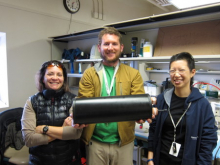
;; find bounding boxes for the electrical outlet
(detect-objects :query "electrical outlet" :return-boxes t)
[215,110,220,117]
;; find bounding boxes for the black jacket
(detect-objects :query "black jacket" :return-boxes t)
[29,89,80,165]
[148,87,217,165]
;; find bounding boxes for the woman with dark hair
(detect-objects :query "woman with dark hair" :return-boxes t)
[147,52,217,165]
[21,60,86,165]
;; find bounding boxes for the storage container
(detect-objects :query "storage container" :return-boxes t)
[143,42,153,57]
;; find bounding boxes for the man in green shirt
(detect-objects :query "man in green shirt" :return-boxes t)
[78,27,157,165]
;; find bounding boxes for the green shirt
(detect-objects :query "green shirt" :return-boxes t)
[92,65,119,143]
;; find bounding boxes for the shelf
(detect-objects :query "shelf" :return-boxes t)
[105,5,220,32]
[146,70,169,73]
[49,27,104,42]
[141,55,220,62]
[74,58,140,63]
[49,4,220,42]
[146,61,220,64]
[67,70,220,78]
[65,56,220,78]
[67,73,83,78]
[75,59,102,63]
[196,71,220,74]
[146,70,220,74]
[61,55,220,63]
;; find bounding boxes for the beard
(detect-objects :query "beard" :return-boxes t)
[101,52,121,64]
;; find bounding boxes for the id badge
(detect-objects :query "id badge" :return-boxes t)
[169,142,181,157]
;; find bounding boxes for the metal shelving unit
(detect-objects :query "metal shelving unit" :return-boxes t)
[66,55,220,78]
[50,4,220,86]
[72,55,220,63]
[146,70,220,74]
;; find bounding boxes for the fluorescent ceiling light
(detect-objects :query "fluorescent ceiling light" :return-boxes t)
[168,0,220,9]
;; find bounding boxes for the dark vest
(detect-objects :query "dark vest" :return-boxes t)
[29,89,80,165]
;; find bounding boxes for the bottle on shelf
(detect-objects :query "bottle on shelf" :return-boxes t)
[79,63,82,74]
[131,37,138,57]
[143,42,153,57]
[139,39,145,57]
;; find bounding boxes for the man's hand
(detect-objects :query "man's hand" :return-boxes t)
[136,97,158,124]
[73,123,88,129]
[147,97,158,123]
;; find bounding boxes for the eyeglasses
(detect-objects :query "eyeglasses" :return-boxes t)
[169,69,186,75]
[42,61,64,69]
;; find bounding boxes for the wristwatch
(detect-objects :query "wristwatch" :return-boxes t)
[43,125,49,134]
[147,158,153,163]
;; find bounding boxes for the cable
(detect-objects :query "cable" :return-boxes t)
[97,0,99,19]
[67,14,73,34]
[100,0,103,20]
[92,0,95,17]
[193,82,220,91]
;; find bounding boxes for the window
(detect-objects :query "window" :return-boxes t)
[168,0,220,9]
[0,32,9,108]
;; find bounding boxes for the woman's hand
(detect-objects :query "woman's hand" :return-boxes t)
[35,125,44,134]
[66,113,88,129]
[48,136,56,142]
[63,116,73,126]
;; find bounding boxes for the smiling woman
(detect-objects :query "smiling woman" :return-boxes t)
[0,32,9,108]
[21,60,85,165]
[42,62,65,91]
[147,52,217,165]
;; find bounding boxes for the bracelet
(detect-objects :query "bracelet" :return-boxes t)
[147,158,153,163]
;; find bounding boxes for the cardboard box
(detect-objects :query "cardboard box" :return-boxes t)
[154,19,220,57]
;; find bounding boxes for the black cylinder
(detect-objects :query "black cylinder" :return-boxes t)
[72,94,152,124]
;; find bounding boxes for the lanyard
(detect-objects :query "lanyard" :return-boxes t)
[103,63,119,96]
[168,102,191,142]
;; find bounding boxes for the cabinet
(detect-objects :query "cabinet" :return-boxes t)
[49,4,220,90]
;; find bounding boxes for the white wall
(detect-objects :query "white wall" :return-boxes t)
[0,0,167,111]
